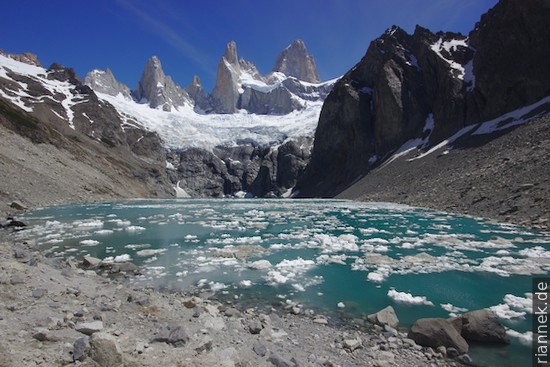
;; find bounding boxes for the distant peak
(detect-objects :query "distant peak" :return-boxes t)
[223,41,238,65]
[288,39,306,50]
[0,50,42,67]
[191,75,202,86]
[273,39,320,83]
[148,56,162,68]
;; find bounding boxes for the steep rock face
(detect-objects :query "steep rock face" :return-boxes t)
[185,75,211,112]
[238,86,301,115]
[273,39,320,83]
[467,0,550,122]
[167,137,312,198]
[295,26,471,196]
[211,42,242,114]
[210,40,331,115]
[0,50,42,66]
[0,56,174,198]
[84,69,132,99]
[296,0,550,197]
[134,56,190,111]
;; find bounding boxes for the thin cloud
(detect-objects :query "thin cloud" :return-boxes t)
[116,0,216,79]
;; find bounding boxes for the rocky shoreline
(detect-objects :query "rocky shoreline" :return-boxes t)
[0,222,473,367]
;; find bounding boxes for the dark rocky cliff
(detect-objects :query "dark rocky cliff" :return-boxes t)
[0,55,174,202]
[295,0,550,198]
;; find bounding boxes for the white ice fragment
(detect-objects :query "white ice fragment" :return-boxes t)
[136,249,166,257]
[387,289,434,306]
[125,225,146,233]
[488,304,526,319]
[249,259,272,270]
[114,254,132,262]
[79,239,99,246]
[506,329,532,346]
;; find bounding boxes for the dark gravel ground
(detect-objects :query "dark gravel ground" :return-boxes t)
[338,116,550,231]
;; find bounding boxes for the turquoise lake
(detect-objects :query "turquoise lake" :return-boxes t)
[16,199,550,367]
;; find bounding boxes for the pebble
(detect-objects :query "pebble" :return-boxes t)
[75,320,104,335]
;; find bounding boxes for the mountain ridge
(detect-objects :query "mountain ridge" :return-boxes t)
[295,0,550,199]
[84,39,329,115]
[0,39,335,199]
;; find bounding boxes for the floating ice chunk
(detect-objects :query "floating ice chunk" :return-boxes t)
[184,234,198,240]
[314,233,359,253]
[125,225,146,233]
[114,254,132,262]
[440,303,468,317]
[316,254,348,265]
[367,272,386,283]
[266,270,291,284]
[337,302,345,308]
[506,329,532,346]
[503,293,532,313]
[79,239,99,246]
[362,238,390,244]
[136,249,166,257]
[115,220,132,227]
[74,219,104,229]
[387,289,434,306]
[125,243,151,249]
[276,258,315,269]
[248,259,272,270]
[95,229,114,235]
[209,281,227,292]
[488,304,526,319]
[292,283,306,292]
[519,246,550,258]
[240,280,253,287]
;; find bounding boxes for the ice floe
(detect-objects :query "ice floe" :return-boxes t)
[388,289,434,306]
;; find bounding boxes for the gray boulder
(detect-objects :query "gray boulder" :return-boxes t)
[461,309,509,344]
[73,337,91,361]
[151,324,190,347]
[10,201,27,210]
[82,255,102,268]
[89,332,123,366]
[408,318,469,355]
[367,305,399,328]
[268,353,297,367]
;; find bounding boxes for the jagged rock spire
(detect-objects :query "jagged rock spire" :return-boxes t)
[212,41,241,114]
[84,68,132,99]
[273,39,320,83]
[134,56,189,111]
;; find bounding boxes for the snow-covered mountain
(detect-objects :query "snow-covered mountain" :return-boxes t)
[83,39,335,150]
[0,51,173,201]
[296,0,550,199]
[1,39,337,198]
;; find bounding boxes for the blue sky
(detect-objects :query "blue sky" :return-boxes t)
[1,0,498,92]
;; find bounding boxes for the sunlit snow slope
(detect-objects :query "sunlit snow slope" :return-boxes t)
[98,92,326,150]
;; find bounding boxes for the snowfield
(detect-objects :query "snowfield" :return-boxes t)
[98,92,324,150]
[0,53,334,150]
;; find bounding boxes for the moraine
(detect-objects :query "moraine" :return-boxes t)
[16,199,550,367]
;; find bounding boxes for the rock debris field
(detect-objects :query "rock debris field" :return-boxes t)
[0,228,467,367]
